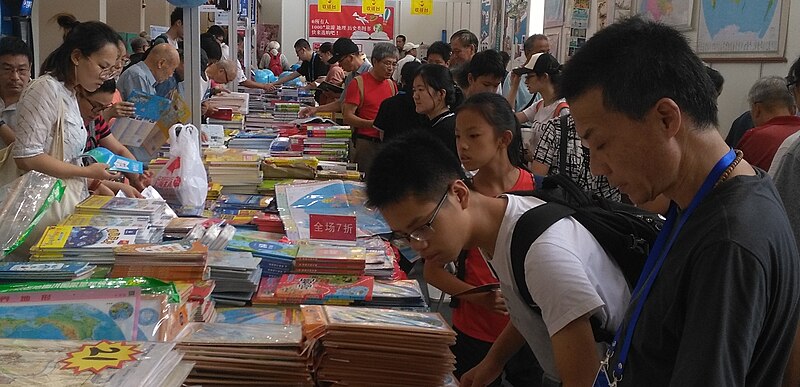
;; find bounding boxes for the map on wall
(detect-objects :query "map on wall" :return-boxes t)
[638,0,694,30]
[697,0,788,59]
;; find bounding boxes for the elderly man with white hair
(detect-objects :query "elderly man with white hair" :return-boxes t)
[259,40,291,74]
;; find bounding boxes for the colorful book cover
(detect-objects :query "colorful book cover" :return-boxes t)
[0,262,94,277]
[294,245,366,262]
[60,214,151,228]
[215,307,301,325]
[0,339,175,386]
[75,196,165,214]
[127,89,171,121]
[252,276,281,304]
[0,287,141,341]
[82,147,144,174]
[207,251,261,271]
[305,304,454,335]
[275,274,373,302]
[227,232,297,260]
[114,241,207,256]
[220,194,273,208]
[34,226,139,250]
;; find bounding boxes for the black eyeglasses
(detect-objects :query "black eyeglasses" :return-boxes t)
[394,190,448,243]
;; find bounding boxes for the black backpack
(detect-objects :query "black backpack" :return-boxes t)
[507,115,664,343]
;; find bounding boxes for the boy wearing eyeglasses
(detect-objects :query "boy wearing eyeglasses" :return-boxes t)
[365,131,630,387]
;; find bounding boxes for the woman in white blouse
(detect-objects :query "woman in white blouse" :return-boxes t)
[13,18,122,197]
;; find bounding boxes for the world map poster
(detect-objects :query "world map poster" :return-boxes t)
[697,0,789,59]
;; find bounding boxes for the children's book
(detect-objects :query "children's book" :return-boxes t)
[33,226,140,251]
[75,196,166,217]
[60,214,152,228]
[275,274,374,302]
[81,147,144,174]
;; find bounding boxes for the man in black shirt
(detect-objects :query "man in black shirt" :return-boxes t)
[264,39,328,91]
[561,17,800,386]
[373,61,426,144]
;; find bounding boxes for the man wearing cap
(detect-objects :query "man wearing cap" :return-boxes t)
[264,39,329,91]
[342,42,399,174]
[503,34,550,112]
[299,38,373,118]
[393,42,420,83]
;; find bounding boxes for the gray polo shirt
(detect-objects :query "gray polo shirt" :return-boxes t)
[117,61,158,99]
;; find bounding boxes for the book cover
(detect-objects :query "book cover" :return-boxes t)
[295,245,366,263]
[275,274,373,302]
[76,196,165,214]
[215,307,301,325]
[60,214,151,228]
[35,226,139,250]
[81,147,144,174]
[0,287,141,341]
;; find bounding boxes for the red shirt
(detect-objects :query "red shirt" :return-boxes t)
[737,115,800,171]
[452,169,535,342]
[343,72,396,139]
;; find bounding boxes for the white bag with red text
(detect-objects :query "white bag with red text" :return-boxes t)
[153,124,207,216]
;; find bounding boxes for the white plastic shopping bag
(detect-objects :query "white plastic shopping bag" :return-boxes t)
[153,123,207,215]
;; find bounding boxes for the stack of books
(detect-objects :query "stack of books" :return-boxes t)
[29,225,143,263]
[207,182,224,201]
[253,274,373,305]
[207,250,263,306]
[361,237,399,279]
[226,129,278,151]
[206,92,250,115]
[253,213,285,233]
[301,305,456,386]
[303,126,352,162]
[0,339,191,387]
[272,102,301,122]
[176,323,312,386]
[0,262,96,283]
[214,194,273,214]
[354,279,428,310]
[293,245,366,275]
[226,230,298,277]
[243,112,272,130]
[110,242,209,282]
[207,114,245,133]
[204,150,263,194]
[316,161,361,181]
[74,196,171,227]
[164,218,209,239]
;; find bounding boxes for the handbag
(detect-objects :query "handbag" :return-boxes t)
[11,99,88,260]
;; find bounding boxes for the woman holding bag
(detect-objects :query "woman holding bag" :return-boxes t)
[10,18,122,250]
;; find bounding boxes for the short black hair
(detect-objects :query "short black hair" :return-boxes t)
[560,16,718,129]
[207,25,225,40]
[414,64,456,107]
[456,92,529,171]
[294,39,311,50]
[400,61,423,91]
[397,34,406,42]
[200,33,222,61]
[170,8,183,26]
[467,49,505,80]
[705,66,724,96]
[788,55,800,86]
[450,29,478,51]
[366,131,464,208]
[0,36,33,64]
[426,41,451,62]
[319,42,333,54]
[499,51,511,69]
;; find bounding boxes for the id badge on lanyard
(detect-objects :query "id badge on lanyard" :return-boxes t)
[592,149,738,387]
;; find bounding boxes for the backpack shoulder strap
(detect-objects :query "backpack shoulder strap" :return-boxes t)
[355,75,365,111]
[552,101,570,118]
[510,201,576,307]
[389,80,398,96]
[510,199,615,344]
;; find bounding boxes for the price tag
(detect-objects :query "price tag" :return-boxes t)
[362,0,385,15]
[61,341,141,374]
[411,0,433,15]
[309,214,357,243]
[319,0,341,13]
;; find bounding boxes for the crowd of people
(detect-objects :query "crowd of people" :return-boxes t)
[0,8,798,386]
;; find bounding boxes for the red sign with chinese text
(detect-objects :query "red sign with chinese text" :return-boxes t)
[308,4,394,40]
[309,214,357,242]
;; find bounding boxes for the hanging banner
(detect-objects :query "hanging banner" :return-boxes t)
[411,0,433,15]
[362,0,385,15]
[309,4,394,40]
[319,0,341,13]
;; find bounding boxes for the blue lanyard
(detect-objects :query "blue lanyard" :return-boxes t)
[609,148,737,380]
